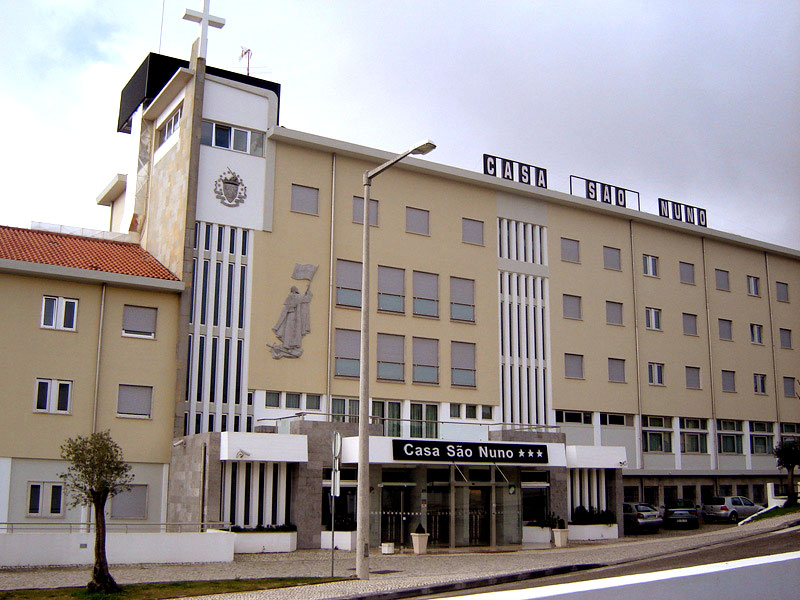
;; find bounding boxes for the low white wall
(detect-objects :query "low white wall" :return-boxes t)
[320,530,357,550]
[465,552,800,599]
[233,531,297,553]
[568,524,619,541]
[0,531,233,567]
[522,526,552,544]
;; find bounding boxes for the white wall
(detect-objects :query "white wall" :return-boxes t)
[0,458,10,523]
[0,531,233,567]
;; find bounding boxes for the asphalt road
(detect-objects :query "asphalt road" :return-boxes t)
[418,526,800,598]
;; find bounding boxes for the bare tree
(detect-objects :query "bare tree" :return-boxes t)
[774,438,800,508]
[60,431,133,593]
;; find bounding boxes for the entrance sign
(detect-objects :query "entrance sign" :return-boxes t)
[569,175,640,210]
[392,439,548,464]
[659,198,707,227]
[483,154,548,189]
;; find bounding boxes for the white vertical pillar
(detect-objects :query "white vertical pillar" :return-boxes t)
[525,223,533,264]
[500,218,509,259]
[599,469,607,510]
[590,469,598,510]
[222,462,232,526]
[709,419,718,470]
[509,220,518,261]
[519,275,530,425]
[235,460,247,527]
[239,241,253,431]
[510,273,520,424]
[249,462,259,527]
[540,226,548,266]
[593,411,602,447]
[572,469,581,511]
[581,469,590,508]
[634,414,643,470]
[673,419,682,470]
[543,275,553,424]
[516,221,525,262]
[744,420,753,470]
[501,272,512,423]
[264,462,274,525]
[566,471,572,514]
[533,225,541,265]
[231,236,244,430]
[534,277,546,425]
[526,276,537,424]
[214,226,229,431]
[276,463,287,525]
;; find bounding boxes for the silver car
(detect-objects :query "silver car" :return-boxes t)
[701,496,763,523]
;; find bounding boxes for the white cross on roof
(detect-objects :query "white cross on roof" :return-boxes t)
[183,0,225,60]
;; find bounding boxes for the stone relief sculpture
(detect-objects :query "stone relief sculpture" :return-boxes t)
[268,263,318,359]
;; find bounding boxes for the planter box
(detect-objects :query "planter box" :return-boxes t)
[320,530,357,550]
[410,532,429,555]
[522,526,552,544]
[568,523,619,541]
[552,528,568,548]
[233,531,297,553]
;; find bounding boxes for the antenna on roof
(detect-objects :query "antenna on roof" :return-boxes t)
[240,47,252,76]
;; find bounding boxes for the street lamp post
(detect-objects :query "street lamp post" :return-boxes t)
[356,140,436,580]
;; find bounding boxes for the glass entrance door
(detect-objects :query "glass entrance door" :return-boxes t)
[469,487,490,545]
[426,485,450,547]
[380,486,407,545]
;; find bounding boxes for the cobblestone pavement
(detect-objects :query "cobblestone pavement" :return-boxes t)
[1,513,797,599]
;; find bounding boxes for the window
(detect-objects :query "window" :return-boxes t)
[285,392,301,409]
[679,261,695,284]
[643,254,659,277]
[157,104,182,147]
[600,413,628,426]
[377,333,404,381]
[413,337,439,384]
[466,404,477,419]
[715,269,730,291]
[561,238,580,263]
[556,410,592,424]
[122,305,157,339]
[749,422,773,455]
[378,266,404,313]
[606,301,623,325]
[335,259,362,307]
[784,377,797,398]
[753,373,767,394]
[353,196,379,226]
[750,323,763,344]
[450,277,475,322]
[747,275,760,296]
[451,341,476,387]
[410,403,438,438]
[645,307,662,330]
[265,391,280,407]
[406,207,429,235]
[334,329,360,377]
[683,313,698,336]
[111,484,148,519]
[603,246,621,270]
[306,394,321,410]
[780,328,793,349]
[776,281,789,302]
[41,296,77,331]
[481,405,493,420]
[117,384,152,418]
[717,420,743,453]
[642,416,672,452]
[413,271,439,317]
[450,403,461,418]
[648,362,665,385]
[34,379,71,414]
[27,482,64,516]
[332,397,346,423]
[721,370,736,392]
[462,218,484,245]
[608,358,626,383]
[685,366,701,389]
[563,294,582,320]
[564,353,584,379]
[200,120,264,156]
[290,184,319,215]
[781,422,800,442]
[718,318,733,341]
[680,418,708,454]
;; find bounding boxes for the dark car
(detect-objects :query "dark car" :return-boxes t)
[662,499,700,529]
[623,502,662,534]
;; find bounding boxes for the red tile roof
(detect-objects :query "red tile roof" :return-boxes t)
[0,226,179,281]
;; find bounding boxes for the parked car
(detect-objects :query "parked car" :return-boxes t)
[701,496,764,523]
[662,499,700,529]
[623,502,662,534]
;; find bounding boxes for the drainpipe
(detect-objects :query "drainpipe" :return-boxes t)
[92,283,107,433]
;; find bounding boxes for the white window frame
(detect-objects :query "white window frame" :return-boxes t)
[117,384,153,419]
[201,120,264,156]
[648,362,665,386]
[642,416,672,453]
[679,419,708,454]
[747,275,760,296]
[34,379,72,414]
[157,104,182,148]
[642,254,659,277]
[26,482,65,517]
[753,373,767,394]
[41,296,78,331]
[750,323,763,345]
[122,305,157,339]
[645,307,662,330]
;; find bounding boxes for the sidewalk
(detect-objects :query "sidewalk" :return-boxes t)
[1,513,798,599]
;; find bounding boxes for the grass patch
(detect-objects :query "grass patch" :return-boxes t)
[0,577,342,600]
[750,504,800,523]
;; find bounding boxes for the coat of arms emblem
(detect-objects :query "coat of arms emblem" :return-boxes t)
[214,168,247,207]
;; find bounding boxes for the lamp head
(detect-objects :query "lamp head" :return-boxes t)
[410,139,437,155]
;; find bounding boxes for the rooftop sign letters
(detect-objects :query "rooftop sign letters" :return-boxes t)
[392,439,549,465]
[659,198,707,227]
[483,154,547,189]
[569,175,640,210]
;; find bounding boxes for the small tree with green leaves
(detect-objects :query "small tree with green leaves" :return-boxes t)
[774,438,800,508]
[60,431,133,594]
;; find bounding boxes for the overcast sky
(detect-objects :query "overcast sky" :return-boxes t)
[1,0,798,249]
